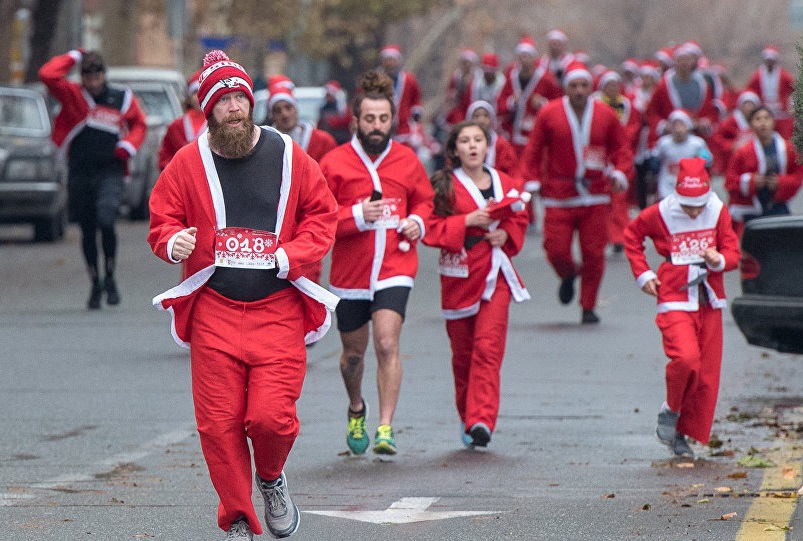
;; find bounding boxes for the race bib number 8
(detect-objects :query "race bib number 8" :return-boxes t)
[670,228,715,265]
[215,227,278,269]
[367,197,402,230]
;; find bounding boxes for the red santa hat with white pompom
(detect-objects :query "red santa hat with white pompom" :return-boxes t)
[197,50,254,118]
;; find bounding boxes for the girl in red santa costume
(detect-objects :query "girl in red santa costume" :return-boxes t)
[624,157,740,457]
[424,120,530,448]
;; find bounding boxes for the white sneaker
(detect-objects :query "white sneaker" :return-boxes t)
[256,471,300,538]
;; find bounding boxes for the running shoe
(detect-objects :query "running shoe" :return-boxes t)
[469,422,491,447]
[558,275,576,304]
[460,423,473,448]
[346,400,369,455]
[225,517,253,540]
[255,471,300,539]
[87,280,103,310]
[655,408,680,447]
[373,424,397,455]
[671,434,694,457]
[105,277,120,305]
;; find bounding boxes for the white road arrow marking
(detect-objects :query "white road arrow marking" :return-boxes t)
[306,497,498,524]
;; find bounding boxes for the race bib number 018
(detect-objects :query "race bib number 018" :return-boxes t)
[215,227,277,269]
[670,228,715,265]
[367,197,402,230]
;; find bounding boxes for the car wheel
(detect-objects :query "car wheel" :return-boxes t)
[33,209,66,242]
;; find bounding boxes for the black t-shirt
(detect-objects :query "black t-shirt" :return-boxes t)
[69,84,126,170]
[206,129,293,301]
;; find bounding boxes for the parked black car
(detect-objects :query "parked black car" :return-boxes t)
[731,215,803,353]
[0,85,66,241]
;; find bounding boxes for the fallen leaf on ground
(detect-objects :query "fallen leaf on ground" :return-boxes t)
[727,472,747,479]
[738,455,775,468]
[720,512,737,520]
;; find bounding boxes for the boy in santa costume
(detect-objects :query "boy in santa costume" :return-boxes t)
[624,157,740,457]
[148,50,338,540]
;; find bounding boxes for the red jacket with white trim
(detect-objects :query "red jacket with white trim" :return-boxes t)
[522,96,634,206]
[624,193,740,313]
[724,133,803,222]
[320,137,434,299]
[39,50,146,162]
[148,127,338,347]
[423,167,530,319]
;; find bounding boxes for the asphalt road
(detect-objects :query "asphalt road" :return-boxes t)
[1,212,802,541]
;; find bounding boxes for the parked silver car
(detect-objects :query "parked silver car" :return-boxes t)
[106,67,184,220]
[0,85,66,241]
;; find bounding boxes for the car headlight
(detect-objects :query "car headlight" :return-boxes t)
[4,158,54,181]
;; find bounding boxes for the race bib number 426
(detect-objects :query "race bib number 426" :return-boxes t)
[670,228,715,265]
[215,227,278,269]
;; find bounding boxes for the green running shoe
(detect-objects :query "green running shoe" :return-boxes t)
[346,401,369,455]
[373,424,397,455]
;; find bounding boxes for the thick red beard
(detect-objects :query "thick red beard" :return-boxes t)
[208,113,256,158]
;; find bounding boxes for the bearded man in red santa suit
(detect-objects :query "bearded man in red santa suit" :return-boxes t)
[148,50,338,540]
[523,62,634,324]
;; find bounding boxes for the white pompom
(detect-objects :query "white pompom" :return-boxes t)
[398,240,410,252]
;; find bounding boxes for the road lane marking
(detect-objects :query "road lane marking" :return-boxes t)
[306,496,499,524]
[735,443,803,540]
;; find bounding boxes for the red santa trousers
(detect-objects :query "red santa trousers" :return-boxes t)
[655,305,723,445]
[445,277,511,434]
[190,286,307,535]
[542,204,610,310]
[607,190,630,246]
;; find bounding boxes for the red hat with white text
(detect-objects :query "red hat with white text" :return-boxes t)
[675,157,711,206]
[197,50,254,118]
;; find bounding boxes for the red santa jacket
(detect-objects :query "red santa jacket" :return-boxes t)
[487,131,522,187]
[148,127,339,347]
[746,66,795,118]
[496,65,562,147]
[39,49,146,161]
[624,193,740,313]
[724,133,803,222]
[319,136,434,299]
[158,109,206,170]
[290,121,338,163]
[522,96,634,207]
[646,69,719,144]
[389,70,424,143]
[708,110,752,175]
[423,167,530,319]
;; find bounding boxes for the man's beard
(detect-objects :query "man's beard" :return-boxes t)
[357,126,391,155]
[208,113,256,158]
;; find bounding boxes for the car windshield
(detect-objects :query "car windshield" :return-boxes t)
[130,89,178,124]
[0,92,48,135]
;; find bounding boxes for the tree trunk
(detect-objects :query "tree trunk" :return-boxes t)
[25,0,64,83]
